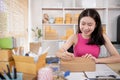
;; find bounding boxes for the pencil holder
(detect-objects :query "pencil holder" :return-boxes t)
[3,72,23,80]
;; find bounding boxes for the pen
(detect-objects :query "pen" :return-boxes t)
[12,66,14,79]
[96,75,116,79]
[6,64,12,79]
[2,68,10,80]
[14,66,17,79]
[83,71,88,79]
[0,72,5,79]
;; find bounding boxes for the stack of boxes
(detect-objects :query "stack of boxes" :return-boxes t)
[0,50,14,72]
[45,26,58,40]
[66,28,74,39]
[65,13,79,24]
[43,13,79,40]
[0,47,47,75]
[54,17,63,24]
[44,26,74,40]
[61,28,74,40]
[65,13,72,24]
[71,13,79,24]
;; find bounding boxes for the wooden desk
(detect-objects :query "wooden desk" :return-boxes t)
[23,74,36,80]
[23,63,120,80]
[107,63,120,75]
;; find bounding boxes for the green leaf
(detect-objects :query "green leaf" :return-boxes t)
[38,29,42,38]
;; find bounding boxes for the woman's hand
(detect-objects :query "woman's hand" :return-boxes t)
[81,54,98,63]
[60,51,74,61]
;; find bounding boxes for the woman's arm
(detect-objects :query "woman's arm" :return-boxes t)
[56,34,76,60]
[95,34,120,63]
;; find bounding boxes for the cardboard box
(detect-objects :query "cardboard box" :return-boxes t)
[60,57,95,72]
[0,50,13,61]
[30,42,41,54]
[13,53,47,75]
[0,60,15,72]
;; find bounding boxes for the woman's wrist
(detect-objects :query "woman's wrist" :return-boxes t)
[95,58,101,64]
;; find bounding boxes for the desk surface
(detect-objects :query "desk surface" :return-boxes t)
[23,63,120,80]
[107,63,120,75]
[23,74,36,80]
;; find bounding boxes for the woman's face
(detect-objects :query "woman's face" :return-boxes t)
[80,16,96,39]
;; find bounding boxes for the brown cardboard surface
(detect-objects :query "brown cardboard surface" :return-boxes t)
[13,53,47,74]
[60,57,95,72]
[0,50,13,61]
[30,42,41,54]
[0,60,15,72]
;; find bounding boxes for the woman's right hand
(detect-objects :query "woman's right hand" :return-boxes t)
[60,51,74,61]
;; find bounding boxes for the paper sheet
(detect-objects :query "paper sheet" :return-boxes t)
[65,64,120,80]
[66,72,87,80]
[85,64,120,79]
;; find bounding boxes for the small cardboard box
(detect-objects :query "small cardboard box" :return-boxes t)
[0,60,15,72]
[60,57,95,72]
[30,42,41,54]
[13,53,47,75]
[0,50,13,61]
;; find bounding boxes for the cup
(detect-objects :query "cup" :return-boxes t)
[3,73,23,80]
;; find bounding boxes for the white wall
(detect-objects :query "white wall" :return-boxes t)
[30,0,42,41]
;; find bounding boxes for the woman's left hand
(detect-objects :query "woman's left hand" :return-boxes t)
[81,54,93,58]
[81,54,98,63]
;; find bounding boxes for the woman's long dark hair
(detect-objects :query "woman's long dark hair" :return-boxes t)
[77,9,105,45]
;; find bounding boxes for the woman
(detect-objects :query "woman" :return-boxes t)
[56,9,120,64]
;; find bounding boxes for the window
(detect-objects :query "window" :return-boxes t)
[0,0,28,52]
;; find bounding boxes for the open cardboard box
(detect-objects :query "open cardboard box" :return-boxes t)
[13,53,47,75]
[60,57,96,72]
[0,50,13,61]
[0,50,14,73]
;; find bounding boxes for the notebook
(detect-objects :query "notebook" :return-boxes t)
[85,64,120,79]
[66,64,120,80]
